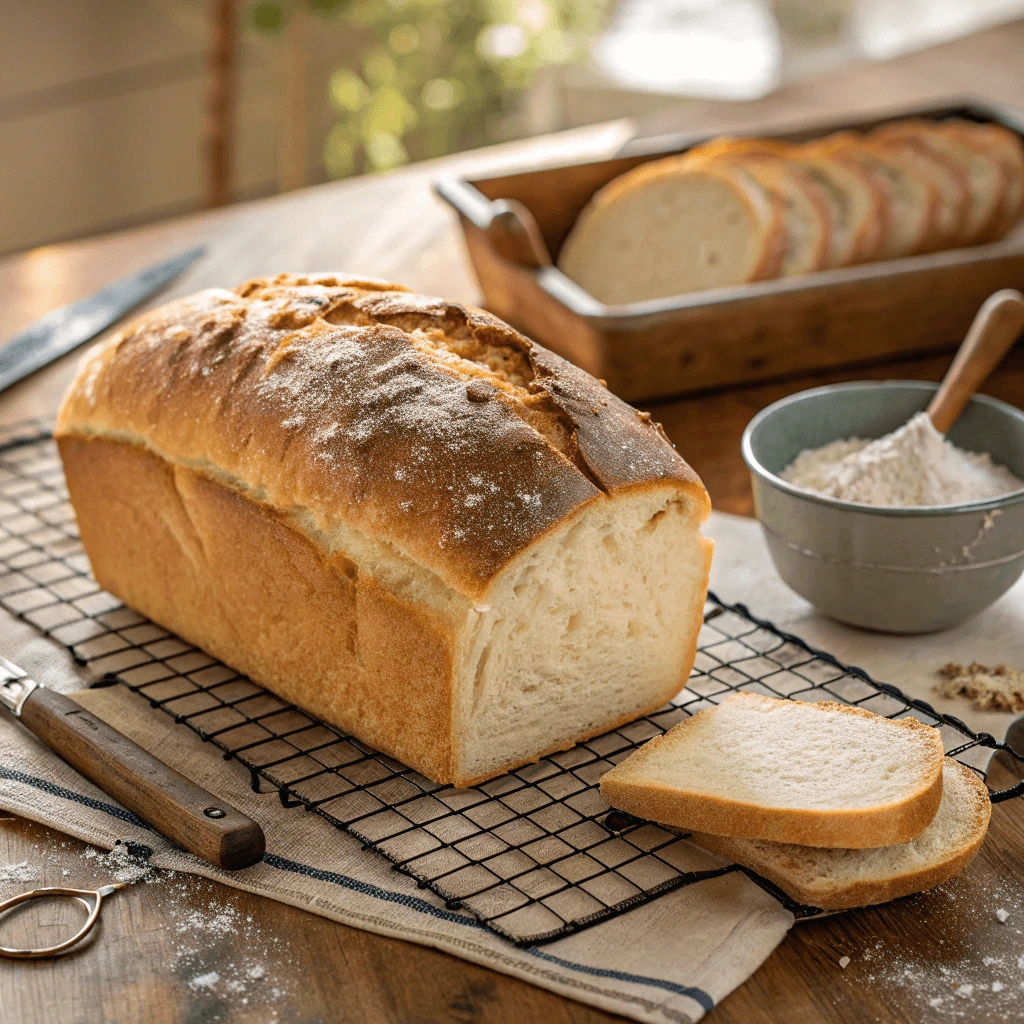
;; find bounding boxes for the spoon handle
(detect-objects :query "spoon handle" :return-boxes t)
[927,289,1024,434]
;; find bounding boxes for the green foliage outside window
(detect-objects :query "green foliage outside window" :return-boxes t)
[250,0,611,178]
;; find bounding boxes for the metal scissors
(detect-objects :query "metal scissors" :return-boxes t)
[0,880,132,959]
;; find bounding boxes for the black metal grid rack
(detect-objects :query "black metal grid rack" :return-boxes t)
[1,424,1022,947]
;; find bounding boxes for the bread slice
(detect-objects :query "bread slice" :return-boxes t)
[681,140,831,275]
[696,154,830,277]
[599,693,945,848]
[875,119,1005,245]
[690,137,881,268]
[750,159,830,276]
[808,134,936,259]
[953,121,1024,236]
[557,159,784,304]
[690,758,990,910]
[872,136,969,251]
[794,150,885,265]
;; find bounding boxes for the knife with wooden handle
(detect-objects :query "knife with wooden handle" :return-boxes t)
[0,656,265,870]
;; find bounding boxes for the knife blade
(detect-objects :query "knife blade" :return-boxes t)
[0,244,205,395]
[0,654,265,870]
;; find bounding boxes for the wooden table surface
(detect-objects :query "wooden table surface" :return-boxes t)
[4,20,1024,1024]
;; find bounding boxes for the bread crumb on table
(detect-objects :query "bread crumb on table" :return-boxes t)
[997,908,1010,923]
[838,956,851,969]
[937,662,1024,713]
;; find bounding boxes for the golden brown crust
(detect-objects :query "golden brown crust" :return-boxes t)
[600,699,946,849]
[58,435,461,780]
[56,274,708,600]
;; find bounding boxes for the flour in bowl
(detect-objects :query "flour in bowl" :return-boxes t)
[782,412,1024,506]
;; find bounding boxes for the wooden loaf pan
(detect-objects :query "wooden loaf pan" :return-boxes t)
[436,99,1024,403]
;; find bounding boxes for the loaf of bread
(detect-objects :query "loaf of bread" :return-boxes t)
[56,274,713,786]
[558,117,1024,304]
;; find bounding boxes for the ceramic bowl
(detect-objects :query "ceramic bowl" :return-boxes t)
[741,381,1024,633]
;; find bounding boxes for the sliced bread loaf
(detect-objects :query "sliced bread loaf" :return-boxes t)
[689,758,990,910]
[556,159,784,304]
[599,693,945,848]
[685,136,879,267]
[695,154,830,277]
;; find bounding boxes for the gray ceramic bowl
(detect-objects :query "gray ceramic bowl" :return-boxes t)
[742,381,1024,633]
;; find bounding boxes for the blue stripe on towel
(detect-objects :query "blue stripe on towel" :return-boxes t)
[0,763,152,830]
[264,852,715,1008]
[2,765,714,1011]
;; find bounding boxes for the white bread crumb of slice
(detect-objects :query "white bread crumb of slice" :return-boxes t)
[805,132,936,261]
[599,693,945,848]
[689,758,990,911]
[851,141,939,257]
[556,158,784,305]
[952,121,1024,237]
[686,137,856,270]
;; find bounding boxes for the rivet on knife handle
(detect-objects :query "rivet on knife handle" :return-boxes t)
[0,662,265,870]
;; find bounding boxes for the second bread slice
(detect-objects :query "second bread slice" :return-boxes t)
[599,693,945,848]
[689,758,990,910]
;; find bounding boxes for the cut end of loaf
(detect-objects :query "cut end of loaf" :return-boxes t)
[452,486,713,785]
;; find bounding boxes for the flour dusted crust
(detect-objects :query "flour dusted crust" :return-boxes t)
[57,274,713,785]
[58,274,703,594]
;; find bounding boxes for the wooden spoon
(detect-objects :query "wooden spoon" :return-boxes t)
[928,289,1024,434]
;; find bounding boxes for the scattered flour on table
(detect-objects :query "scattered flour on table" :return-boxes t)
[781,412,1024,507]
[62,839,291,1019]
[835,873,1024,1020]
[0,860,40,884]
[80,842,152,883]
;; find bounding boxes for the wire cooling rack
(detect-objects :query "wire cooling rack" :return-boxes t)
[1,424,1022,947]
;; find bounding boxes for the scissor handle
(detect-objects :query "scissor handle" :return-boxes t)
[0,882,128,959]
